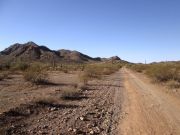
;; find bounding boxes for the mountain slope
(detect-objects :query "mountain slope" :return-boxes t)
[0,42,105,63]
[58,49,97,62]
[1,42,59,61]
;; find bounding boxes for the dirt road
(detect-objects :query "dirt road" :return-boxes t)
[119,68,180,135]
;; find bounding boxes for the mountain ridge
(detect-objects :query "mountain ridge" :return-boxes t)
[0,41,122,63]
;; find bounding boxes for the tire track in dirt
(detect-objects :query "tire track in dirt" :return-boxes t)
[119,68,180,135]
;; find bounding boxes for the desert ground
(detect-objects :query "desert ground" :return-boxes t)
[0,68,180,135]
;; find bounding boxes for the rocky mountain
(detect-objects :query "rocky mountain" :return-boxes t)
[0,42,122,63]
[1,42,60,61]
[58,49,98,62]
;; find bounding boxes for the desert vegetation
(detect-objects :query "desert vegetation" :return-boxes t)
[0,71,10,81]
[129,62,180,88]
[23,64,48,84]
[60,86,82,100]
[59,63,122,100]
[79,63,122,85]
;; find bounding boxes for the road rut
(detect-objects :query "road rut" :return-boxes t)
[119,68,180,135]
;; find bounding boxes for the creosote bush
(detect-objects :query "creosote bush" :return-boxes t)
[145,64,178,82]
[130,64,148,73]
[79,63,121,84]
[52,64,85,72]
[11,62,30,71]
[24,65,48,84]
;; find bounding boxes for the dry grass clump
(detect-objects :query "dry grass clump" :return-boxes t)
[77,82,88,91]
[23,64,48,84]
[0,71,10,81]
[60,86,82,100]
[35,97,58,105]
[167,80,180,89]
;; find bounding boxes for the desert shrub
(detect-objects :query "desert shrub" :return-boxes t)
[85,66,102,78]
[102,64,121,75]
[24,65,48,84]
[129,62,180,89]
[79,63,121,84]
[145,64,178,82]
[79,66,102,84]
[0,71,10,81]
[35,97,57,105]
[131,64,148,73]
[55,63,85,72]
[167,80,180,88]
[0,74,4,81]
[0,64,2,70]
[0,62,11,70]
[11,62,30,71]
[79,72,89,85]
[173,64,180,82]
[78,82,88,91]
[130,63,180,83]
[60,87,81,100]
[174,74,180,82]
[17,62,29,71]
[62,69,68,73]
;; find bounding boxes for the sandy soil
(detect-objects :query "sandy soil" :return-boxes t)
[0,71,79,114]
[119,68,180,135]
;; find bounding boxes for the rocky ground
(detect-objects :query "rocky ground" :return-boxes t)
[0,71,124,135]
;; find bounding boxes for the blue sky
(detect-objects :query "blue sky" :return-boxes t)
[0,0,180,63]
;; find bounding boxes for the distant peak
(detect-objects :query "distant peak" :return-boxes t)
[26,41,36,44]
[26,41,38,47]
[109,56,121,60]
